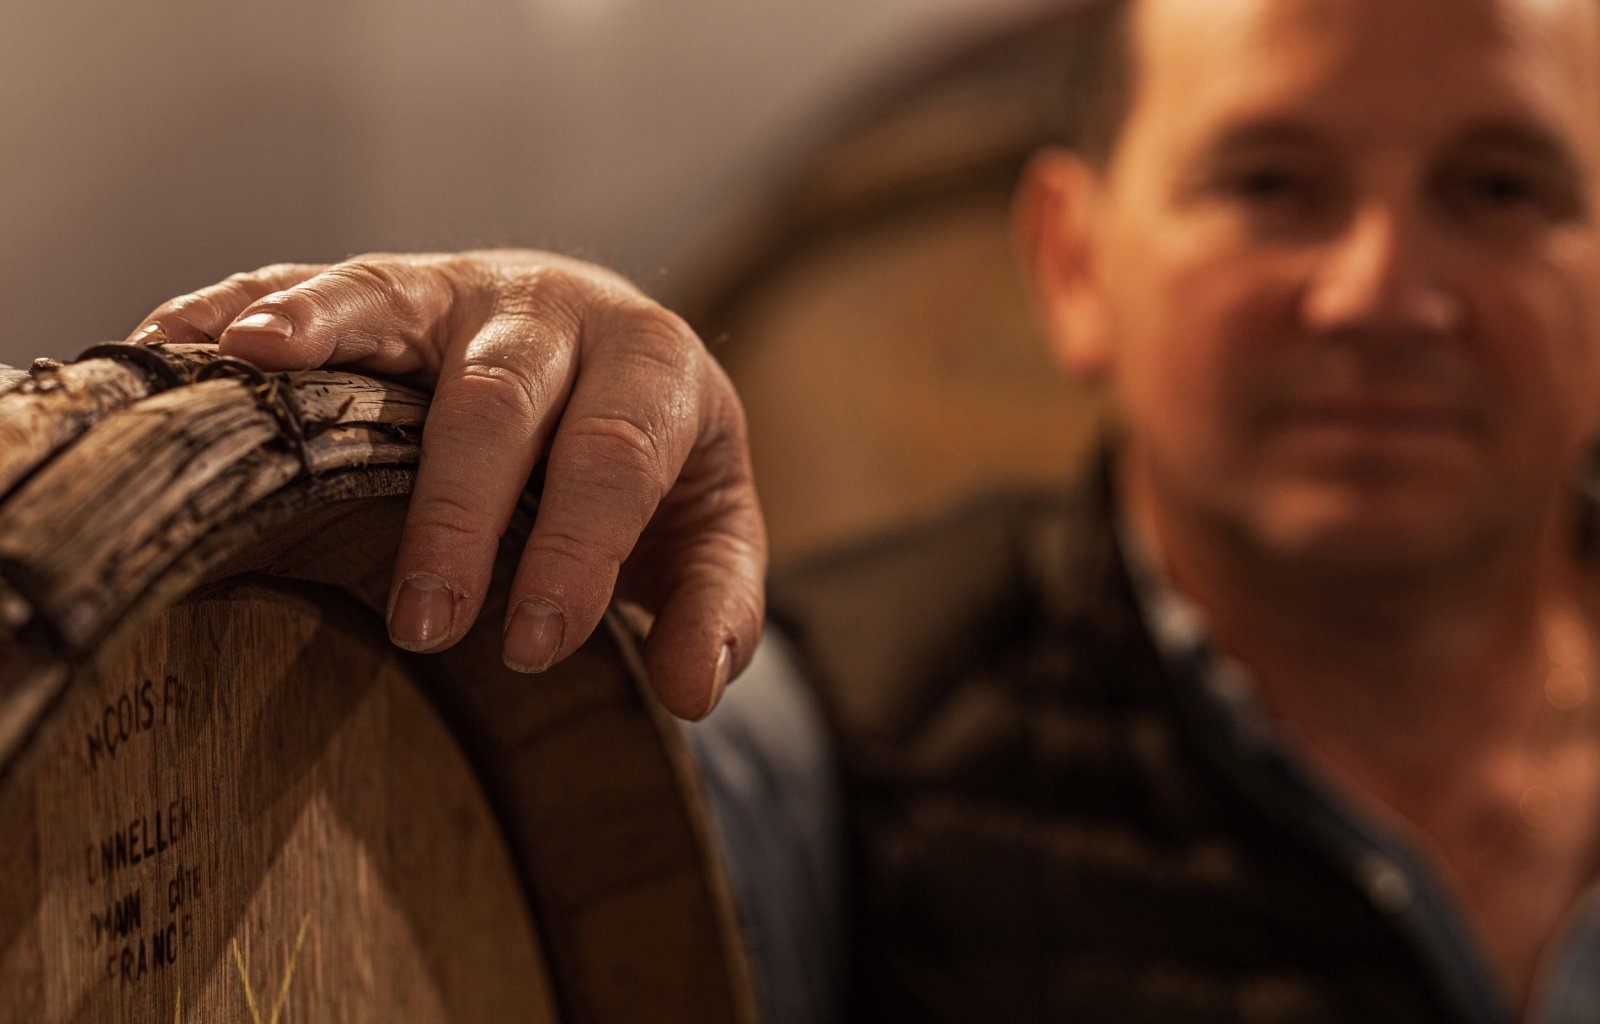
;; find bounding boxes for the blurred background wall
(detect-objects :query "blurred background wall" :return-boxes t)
[0,0,1055,367]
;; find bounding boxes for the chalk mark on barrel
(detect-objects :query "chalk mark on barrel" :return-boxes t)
[228,911,312,1024]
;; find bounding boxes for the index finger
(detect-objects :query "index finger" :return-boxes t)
[125,264,327,346]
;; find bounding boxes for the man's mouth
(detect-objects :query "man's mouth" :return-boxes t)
[1273,403,1477,431]
[1261,397,1485,450]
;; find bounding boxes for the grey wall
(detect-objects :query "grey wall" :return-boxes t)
[0,0,1051,366]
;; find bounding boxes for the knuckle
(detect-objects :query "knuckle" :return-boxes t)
[219,270,262,291]
[436,253,495,300]
[616,303,701,375]
[559,412,670,494]
[443,361,543,426]
[538,524,611,565]
[626,300,693,344]
[527,262,587,298]
[166,283,228,316]
[155,296,227,338]
[244,262,322,285]
[214,265,315,309]
[529,524,626,584]
[408,488,500,547]
[315,259,423,318]
[319,258,399,295]
[494,264,588,327]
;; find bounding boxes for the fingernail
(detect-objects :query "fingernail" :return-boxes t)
[504,598,565,673]
[388,572,454,651]
[228,311,293,338]
[699,644,733,719]
[130,323,167,345]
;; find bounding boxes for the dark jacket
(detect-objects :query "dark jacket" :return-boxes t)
[771,471,1466,1024]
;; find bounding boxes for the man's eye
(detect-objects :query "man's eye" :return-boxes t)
[1227,167,1308,202]
[1466,171,1537,207]
[1212,164,1340,233]
[1436,164,1582,226]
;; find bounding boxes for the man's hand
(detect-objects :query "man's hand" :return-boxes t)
[126,251,765,720]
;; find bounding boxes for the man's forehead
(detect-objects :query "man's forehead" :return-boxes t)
[1133,0,1598,46]
[1122,0,1600,158]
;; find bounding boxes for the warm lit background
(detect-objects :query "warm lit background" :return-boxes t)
[1,0,1052,367]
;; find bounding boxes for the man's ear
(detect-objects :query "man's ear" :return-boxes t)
[1012,148,1113,380]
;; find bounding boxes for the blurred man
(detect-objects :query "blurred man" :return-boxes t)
[129,0,1600,1019]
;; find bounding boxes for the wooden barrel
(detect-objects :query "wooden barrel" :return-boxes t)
[682,4,1113,560]
[0,343,755,1023]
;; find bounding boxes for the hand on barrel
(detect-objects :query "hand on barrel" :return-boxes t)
[125,252,765,720]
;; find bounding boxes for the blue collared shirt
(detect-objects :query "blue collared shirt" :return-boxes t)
[1124,534,1600,1024]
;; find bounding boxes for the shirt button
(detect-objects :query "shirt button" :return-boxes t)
[1359,854,1415,913]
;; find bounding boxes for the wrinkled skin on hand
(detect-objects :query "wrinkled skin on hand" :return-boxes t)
[127,251,766,720]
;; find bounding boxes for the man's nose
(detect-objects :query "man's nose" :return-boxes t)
[1301,203,1463,341]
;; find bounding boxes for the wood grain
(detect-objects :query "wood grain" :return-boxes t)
[5,580,558,1024]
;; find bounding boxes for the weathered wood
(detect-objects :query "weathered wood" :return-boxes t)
[0,341,756,1024]
[0,345,221,498]
[0,363,28,396]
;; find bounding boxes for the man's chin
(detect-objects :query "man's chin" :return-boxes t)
[1242,484,1505,579]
